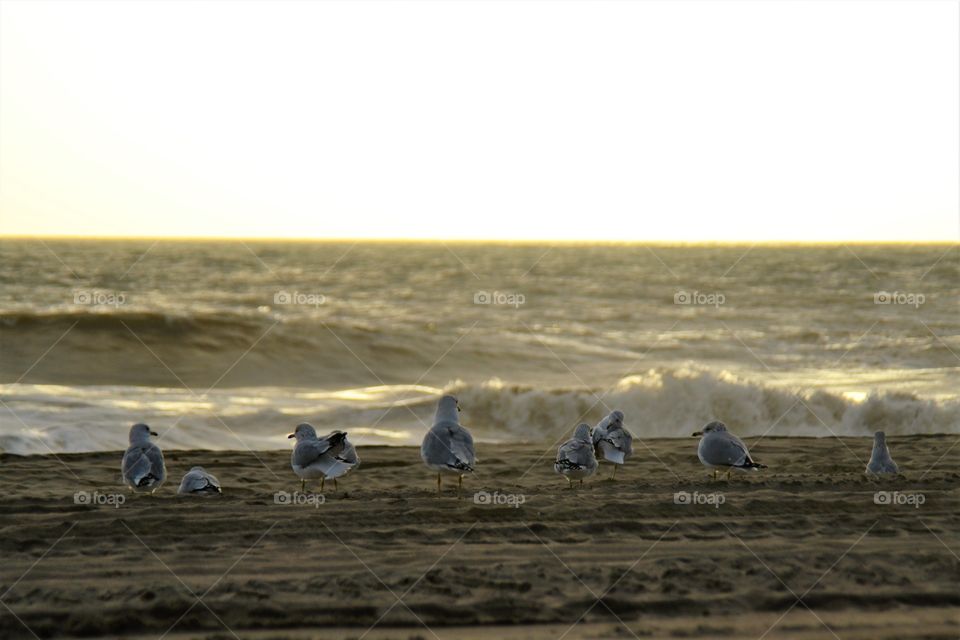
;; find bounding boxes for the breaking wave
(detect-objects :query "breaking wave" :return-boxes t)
[449,367,960,440]
[3,367,956,454]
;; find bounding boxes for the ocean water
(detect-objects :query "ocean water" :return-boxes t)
[1,239,957,454]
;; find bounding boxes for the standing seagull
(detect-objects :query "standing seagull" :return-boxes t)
[865,431,899,476]
[555,423,598,487]
[692,421,766,479]
[288,424,358,492]
[421,395,475,498]
[592,410,633,480]
[121,423,166,493]
[177,466,222,496]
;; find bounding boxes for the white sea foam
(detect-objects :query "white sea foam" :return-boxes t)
[446,367,960,440]
[2,367,956,454]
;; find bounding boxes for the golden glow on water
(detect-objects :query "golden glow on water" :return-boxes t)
[350,428,413,440]
[841,391,868,403]
[319,385,443,402]
[112,400,218,412]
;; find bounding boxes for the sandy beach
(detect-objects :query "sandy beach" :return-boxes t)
[1,436,957,639]
[3,0,958,636]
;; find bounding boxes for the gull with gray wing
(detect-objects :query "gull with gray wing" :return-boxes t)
[592,410,632,480]
[421,395,475,498]
[555,423,598,487]
[865,431,899,476]
[121,423,166,493]
[288,423,359,492]
[177,466,222,496]
[692,421,766,479]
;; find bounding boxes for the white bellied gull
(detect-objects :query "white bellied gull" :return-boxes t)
[692,421,766,479]
[288,423,359,492]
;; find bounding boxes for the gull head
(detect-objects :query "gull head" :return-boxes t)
[436,394,462,423]
[288,423,318,441]
[439,395,461,413]
[608,410,625,427]
[873,431,886,444]
[692,420,727,437]
[574,423,592,442]
[129,422,158,444]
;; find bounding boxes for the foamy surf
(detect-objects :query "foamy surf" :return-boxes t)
[2,367,957,454]
[448,367,960,440]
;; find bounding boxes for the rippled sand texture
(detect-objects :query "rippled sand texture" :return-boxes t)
[1,436,957,639]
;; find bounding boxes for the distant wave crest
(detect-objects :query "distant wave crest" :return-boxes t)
[449,367,960,439]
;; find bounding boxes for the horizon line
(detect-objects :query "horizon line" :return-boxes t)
[0,234,957,246]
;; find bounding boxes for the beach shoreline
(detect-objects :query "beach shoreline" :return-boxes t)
[1,437,957,639]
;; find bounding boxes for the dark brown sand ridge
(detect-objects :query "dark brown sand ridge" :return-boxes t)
[0,436,958,639]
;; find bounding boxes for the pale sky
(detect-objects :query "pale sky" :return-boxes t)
[0,0,957,241]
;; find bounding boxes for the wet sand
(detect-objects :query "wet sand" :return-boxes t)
[1,436,958,639]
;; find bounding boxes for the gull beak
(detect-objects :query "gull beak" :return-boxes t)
[150,430,158,437]
[287,433,295,439]
[692,431,702,437]
[457,404,461,413]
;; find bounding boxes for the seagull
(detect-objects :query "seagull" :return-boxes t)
[421,395,475,498]
[592,410,632,480]
[692,421,766,479]
[177,466,222,496]
[865,431,899,476]
[121,423,166,493]
[555,423,598,487]
[288,423,358,492]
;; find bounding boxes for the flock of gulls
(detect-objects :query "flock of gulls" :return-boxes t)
[120,394,902,497]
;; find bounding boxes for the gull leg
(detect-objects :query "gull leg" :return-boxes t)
[725,469,732,481]
[300,479,305,493]
[712,469,717,481]
[566,477,572,489]
[320,477,325,492]
[457,474,463,500]
[437,473,442,497]
[579,479,584,488]
[334,478,338,492]
[611,465,618,481]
